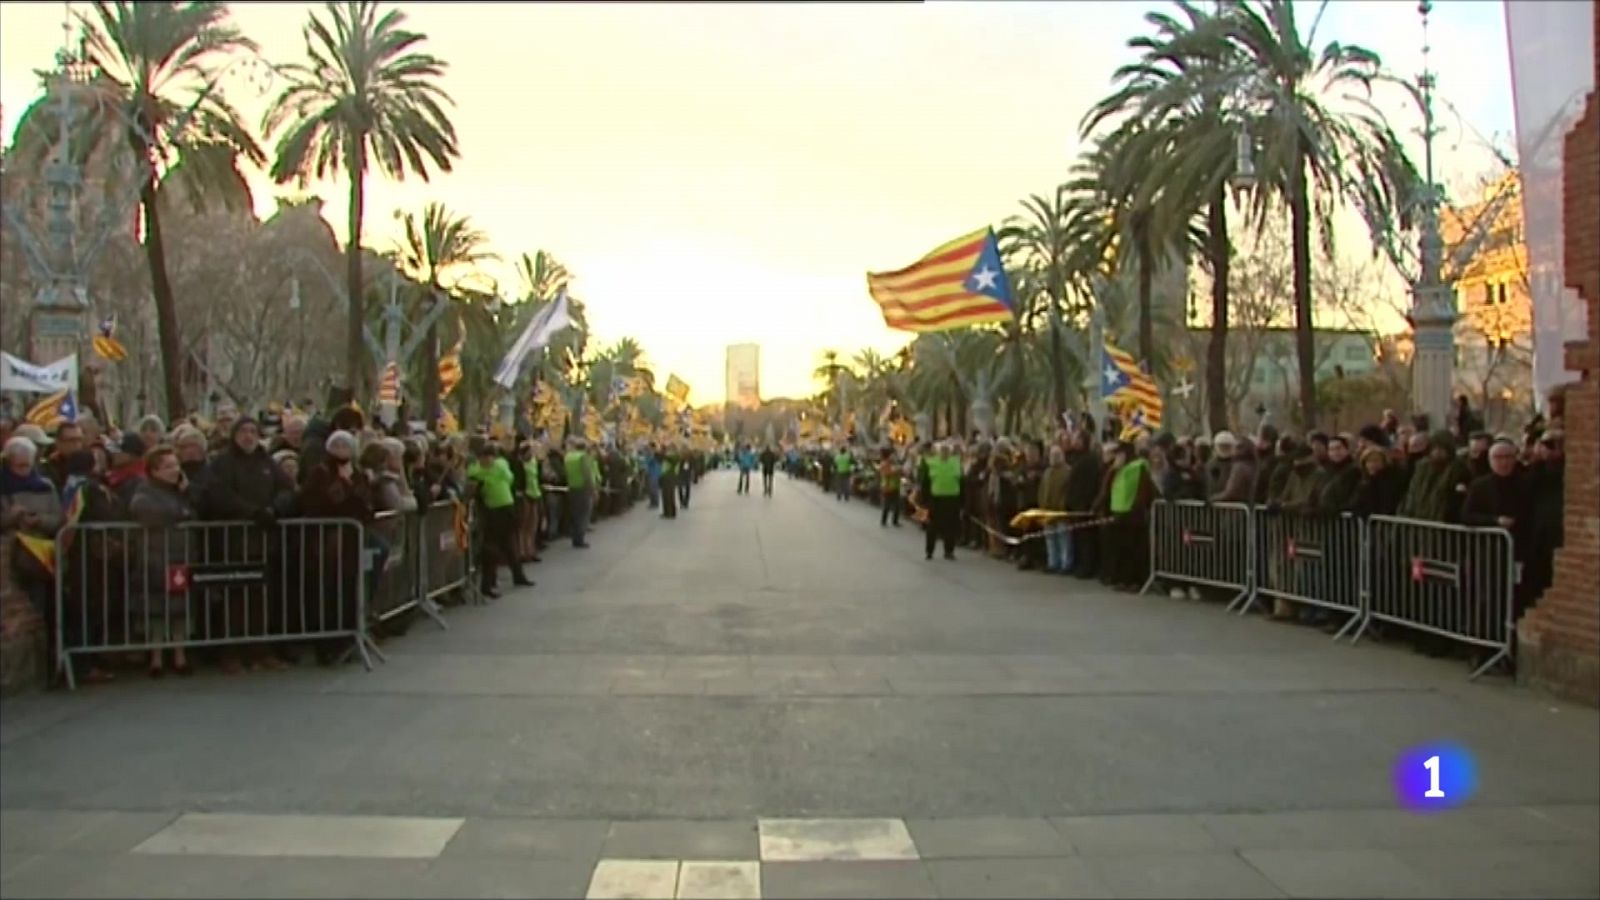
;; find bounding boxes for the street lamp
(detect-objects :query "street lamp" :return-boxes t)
[1405,0,1457,429]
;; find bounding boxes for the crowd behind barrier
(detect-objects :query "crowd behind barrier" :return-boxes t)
[1,401,688,690]
[789,403,1562,681]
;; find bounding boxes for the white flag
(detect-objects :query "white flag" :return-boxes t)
[0,352,78,394]
[493,289,573,389]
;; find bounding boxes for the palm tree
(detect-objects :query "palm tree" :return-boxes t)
[263,0,458,395]
[72,1,264,420]
[1082,0,1249,432]
[997,185,1084,418]
[397,202,494,426]
[1207,0,1416,427]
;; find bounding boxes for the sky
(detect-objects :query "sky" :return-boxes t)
[0,0,1517,404]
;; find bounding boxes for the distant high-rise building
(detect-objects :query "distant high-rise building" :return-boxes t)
[725,343,761,410]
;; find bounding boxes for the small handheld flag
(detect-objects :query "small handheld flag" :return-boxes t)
[867,229,1015,332]
[92,314,129,362]
[1099,339,1162,430]
[25,389,76,431]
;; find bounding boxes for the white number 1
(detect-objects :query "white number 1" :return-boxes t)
[1423,755,1446,798]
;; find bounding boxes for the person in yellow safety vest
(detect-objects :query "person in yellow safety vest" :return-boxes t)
[468,442,532,597]
[832,445,854,502]
[519,440,543,563]
[917,439,963,560]
[660,444,680,519]
[564,437,596,549]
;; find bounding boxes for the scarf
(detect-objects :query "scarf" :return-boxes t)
[0,466,53,496]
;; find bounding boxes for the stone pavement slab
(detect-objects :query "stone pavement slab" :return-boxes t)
[922,857,1108,899]
[676,860,761,900]
[758,818,919,861]
[758,860,937,899]
[1085,851,1288,898]
[904,817,1073,858]
[0,810,178,855]
[441,817,609,859]
[1239,848,1453,898]
[586,859,680,899]
[602,820,760,860]
[132,812,463,858]
[1049,813,1222,854]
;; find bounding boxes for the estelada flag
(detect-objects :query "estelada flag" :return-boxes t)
[867,229,1015,332]
[25,389,76,431]
[92,314,128,362]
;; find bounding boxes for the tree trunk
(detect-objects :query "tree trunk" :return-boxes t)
[1047,314,1066,419]
[344,139,368,398]
[134,135,187,422]
[1290,141,1317,428]
[1137,236,1155,368]
[1205,188,1231,433]
[420,295,441,429]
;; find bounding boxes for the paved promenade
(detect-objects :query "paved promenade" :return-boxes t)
[2,470,1596,898]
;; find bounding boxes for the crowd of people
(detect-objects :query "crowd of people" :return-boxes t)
[796,405,1567,662]
[0,393,1569,684]
[0,402,715,686]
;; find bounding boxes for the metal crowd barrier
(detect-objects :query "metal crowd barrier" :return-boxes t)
[1141,500,1254,609]
[53,517,373,690]
[420,501,474,609]
[1247,509,1366,639]
[1143,502,1519,679]
[1364,515,1516,679]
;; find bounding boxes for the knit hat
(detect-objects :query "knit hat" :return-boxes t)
[117,433,146,458]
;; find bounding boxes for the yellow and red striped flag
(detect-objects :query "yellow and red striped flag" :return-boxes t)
[92,314,128,362]
[867,229,1016,332]
[25,389,76,431]
[377,362,402,406]
[438,339,463,397]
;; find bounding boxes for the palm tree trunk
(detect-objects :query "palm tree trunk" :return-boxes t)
[420,302,440,428]
[1047,316,1067,418]
[1137,239,1155,367]
[1205,188,1230,433]
[345,139,369,396]
[132,132,187,421]
[1290,142,1317,428]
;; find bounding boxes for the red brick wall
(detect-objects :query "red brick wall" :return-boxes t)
[1517,3,1600,706]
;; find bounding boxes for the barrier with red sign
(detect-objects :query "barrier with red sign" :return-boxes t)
[52,518,374,690]
[1364,515,1515,678]
[1141,500,1253,608]
[1246,508,1366,638]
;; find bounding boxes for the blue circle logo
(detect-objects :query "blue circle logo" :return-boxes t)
[1393,743,1477,812]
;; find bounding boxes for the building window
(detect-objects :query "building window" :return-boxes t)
[1344,344,1366,361]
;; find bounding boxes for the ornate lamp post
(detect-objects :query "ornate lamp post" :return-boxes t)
[1406,0,1457,428]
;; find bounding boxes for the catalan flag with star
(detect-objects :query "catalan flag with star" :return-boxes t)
[92,314,128,363]
[1100,339,1162,430]
[867,228,1015,332]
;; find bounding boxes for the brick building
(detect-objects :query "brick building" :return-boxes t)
[1516,3,1600,705]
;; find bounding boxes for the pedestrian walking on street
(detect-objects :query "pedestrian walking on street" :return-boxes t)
[660,445,680,519]
[919,440,962,560]
[832,445,853,501]
[678,448,693,509]
[878,447,901,527]
[736,444,755,494]
[760,444,778,496]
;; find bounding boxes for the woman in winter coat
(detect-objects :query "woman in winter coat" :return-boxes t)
[127,447,197,677]
[1350,448,1406,518]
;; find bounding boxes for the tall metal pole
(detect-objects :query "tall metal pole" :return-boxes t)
[1408,0,1457,428]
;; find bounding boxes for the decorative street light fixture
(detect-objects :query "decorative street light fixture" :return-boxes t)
[1405,0,1457,428]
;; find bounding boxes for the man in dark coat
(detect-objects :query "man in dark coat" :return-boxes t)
[1461,438,1534,618]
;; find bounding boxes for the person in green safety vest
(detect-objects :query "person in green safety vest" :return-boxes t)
[468,441,532,597]
[917,439,964,560]
[832,445,854,502]
[519,440,544,563]
[564,437,596,548]
[659,443,680,519]
[1104,440,1156,591]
